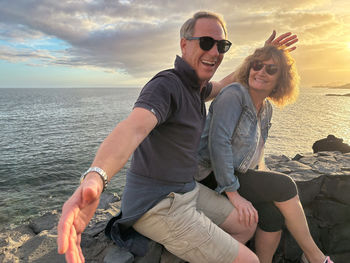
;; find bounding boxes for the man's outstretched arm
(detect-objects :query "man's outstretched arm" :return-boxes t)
[57,107,157,263]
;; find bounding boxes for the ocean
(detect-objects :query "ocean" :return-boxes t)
[0,87,349,230]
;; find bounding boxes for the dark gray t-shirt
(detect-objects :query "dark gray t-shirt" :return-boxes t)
[119,56,212,224]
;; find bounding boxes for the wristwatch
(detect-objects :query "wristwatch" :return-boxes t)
[80,167,108,191]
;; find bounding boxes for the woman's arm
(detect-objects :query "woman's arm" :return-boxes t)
[208,85,258,226]
[208,86,242,193]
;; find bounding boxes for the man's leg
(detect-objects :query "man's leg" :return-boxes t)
[196,183,257,244]
[219,209,257,244]
[133,184,258,263]
[195,183,258,263]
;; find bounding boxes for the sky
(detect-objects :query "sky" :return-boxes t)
[1,0,350,88]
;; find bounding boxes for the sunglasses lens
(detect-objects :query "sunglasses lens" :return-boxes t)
[199,37,215,51]
[252,61,264,71]
[217,40,232,53]
[266,65,278,75]
[251,61,278,75]
[198,37,231,53]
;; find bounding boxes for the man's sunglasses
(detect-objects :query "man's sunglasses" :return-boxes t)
[186,36,232,54]
[251,60,279,75]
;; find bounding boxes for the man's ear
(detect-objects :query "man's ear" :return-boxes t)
[180,38,187,55]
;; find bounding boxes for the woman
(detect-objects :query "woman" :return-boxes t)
[196,45,333,263]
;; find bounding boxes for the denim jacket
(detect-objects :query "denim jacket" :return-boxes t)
[197,82,272,193]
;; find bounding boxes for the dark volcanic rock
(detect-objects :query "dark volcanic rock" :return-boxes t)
[1,151,350,263]
[312,134,350,153]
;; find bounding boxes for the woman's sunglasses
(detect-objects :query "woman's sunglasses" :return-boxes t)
[251,60,279,75]
[186,36,232,54]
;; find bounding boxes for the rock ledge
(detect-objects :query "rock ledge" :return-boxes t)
[1,151,350,263]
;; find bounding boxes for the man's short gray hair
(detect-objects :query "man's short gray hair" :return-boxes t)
[180,11,228,39]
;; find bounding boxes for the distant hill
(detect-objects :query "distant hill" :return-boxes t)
[313,83,350,89]
[325,93,350,97]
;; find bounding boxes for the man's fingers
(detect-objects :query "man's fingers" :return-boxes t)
[82,184,99,204]
[57,221,69,254]
[57,206,77,254]
[265,30,276,44]
[77,235,85,263]
[285,38,298,47]
[286,46,297,52]
[278,35,298,46]
[81,176,102,205]
[272,32,292,44]
[267,30,276,42]
[66,226,81,263]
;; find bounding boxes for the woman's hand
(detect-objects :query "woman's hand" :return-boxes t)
[265,30,298,52]
[226,191,258,227]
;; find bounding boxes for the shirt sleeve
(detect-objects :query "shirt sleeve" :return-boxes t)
[208,84,243,193]
[134,74,179,125]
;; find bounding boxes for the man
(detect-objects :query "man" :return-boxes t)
[57,11,297,263]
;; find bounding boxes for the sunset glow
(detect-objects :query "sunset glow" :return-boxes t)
[0,0,350,88]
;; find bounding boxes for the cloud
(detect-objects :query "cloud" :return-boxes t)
[0,0,349,86]
[0,45,56,62]
[0,0,190,76]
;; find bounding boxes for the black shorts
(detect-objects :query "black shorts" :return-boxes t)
[200,169,298,232]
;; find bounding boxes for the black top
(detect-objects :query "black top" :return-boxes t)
[119,55,212,224]
[130,55,212,183]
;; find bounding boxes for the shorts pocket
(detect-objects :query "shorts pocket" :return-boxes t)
[165,213,211,255]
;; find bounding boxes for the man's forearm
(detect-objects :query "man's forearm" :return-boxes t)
[90,107,157,183]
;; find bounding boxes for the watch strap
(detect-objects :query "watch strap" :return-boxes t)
[80,167,108,191]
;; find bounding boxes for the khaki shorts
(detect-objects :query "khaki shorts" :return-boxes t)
[133,183,238,263]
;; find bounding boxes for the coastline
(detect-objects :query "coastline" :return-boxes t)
[312,83,350,89]
[1,151,350,263]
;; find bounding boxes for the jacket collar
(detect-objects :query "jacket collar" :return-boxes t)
[242,84,269,118]
[174,55,201,91]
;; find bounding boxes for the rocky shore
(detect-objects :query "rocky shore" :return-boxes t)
[1,151,350,263]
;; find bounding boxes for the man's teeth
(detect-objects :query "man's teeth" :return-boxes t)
[202,60,215,66]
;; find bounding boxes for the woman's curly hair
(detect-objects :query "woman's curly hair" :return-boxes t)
[234,45,300,107]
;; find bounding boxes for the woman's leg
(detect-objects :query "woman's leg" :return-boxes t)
[254,227,282,263]
[251,203,284,263]
[238,170,327,263]
[274,195,325,263]
[201,171,284,261]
